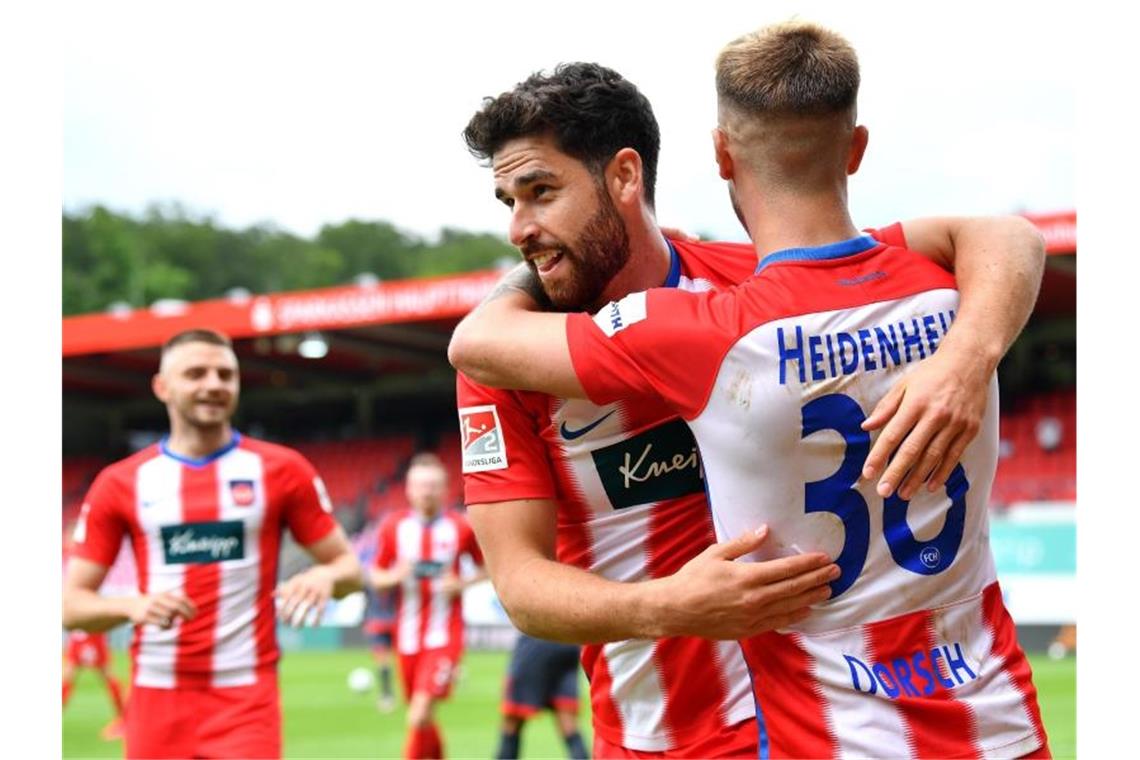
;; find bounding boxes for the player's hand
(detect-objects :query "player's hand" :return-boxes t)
[656,525,838,640]
[440,573,464,599]
[860,343,987,500]
[276,566,335,628]
[659,226,701,242]
[128,592,197,630]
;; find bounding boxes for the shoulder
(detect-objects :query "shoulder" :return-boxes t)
[670,238,757,286]
[91,445,161,489]
[239,435,315,472]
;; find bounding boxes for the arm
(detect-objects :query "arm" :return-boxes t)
[370,561,411,591]
[63,556,196,633]
[861,215,1046,499]
[448,264,582,397]
[469,498,838,643]
[275,526,364,628]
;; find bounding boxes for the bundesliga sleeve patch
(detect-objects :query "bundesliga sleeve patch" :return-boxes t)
[458,404,508,473]
[592,291,647,337]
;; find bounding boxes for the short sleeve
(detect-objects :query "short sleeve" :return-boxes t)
[867,222,907,248]
[565,288,738,420]
[70,469,128,567]
[281,453,339,547]
[456,373,557,505]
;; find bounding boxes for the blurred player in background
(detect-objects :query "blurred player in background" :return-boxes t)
[372,452,487,760]
[62,328,364,760]
[450,21,1049,759]
[495,632,585,760]
[62,629,127,740]
[451,60,1046,758]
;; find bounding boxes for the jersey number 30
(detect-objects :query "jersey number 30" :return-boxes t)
[803,393,969,598]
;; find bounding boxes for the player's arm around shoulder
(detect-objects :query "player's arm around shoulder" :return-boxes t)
[448,264,581,397]
[861,215,1046,500]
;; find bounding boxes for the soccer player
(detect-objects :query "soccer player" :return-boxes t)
[62,629,127,740]
[371,452,487,760]
[451,22,1050,759]
[62,328,365,760]
[495,632,586,760]
[450,64,1046,757]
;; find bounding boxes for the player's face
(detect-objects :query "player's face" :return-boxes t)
[492,135,630,311]
[406,464,448,516]
[154,342,240,431]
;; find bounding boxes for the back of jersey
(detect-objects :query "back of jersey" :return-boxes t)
[566,235,1047,758]
[686,240,1043,759]
[694,247,999,634]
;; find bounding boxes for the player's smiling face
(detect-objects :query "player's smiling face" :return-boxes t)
[492,135,630,311]
[153,342,240,433]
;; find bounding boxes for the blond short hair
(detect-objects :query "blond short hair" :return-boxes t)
[716,20,859,118]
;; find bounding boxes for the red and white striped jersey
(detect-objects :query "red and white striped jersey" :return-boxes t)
[459,237,771,752]
[373,508,483,656]
[568,235,1048,758]
[71,433,338,690]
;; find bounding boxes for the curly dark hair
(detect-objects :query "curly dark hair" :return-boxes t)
[463,62,660,208]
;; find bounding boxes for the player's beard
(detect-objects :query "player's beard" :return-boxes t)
[175,395,236,433]
[524,186,631,312]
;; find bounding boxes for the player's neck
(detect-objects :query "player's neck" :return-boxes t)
[595,210,672,307]
[165,423,235,460]
[742,186,860,260]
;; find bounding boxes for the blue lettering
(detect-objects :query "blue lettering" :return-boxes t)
[929,647,956,689]
[872,663,901,698]
[809,335,827,381]
[944,643,977,685]
[609,302,623,330]
[837,332,859,374]
[898,319,926,362]
[778,326,806,385]
[875,325,901,368]
[923,314,940,354]
[825,333,838,377]
[937,311,951,336]
[912,650,936,696]
[845,655,877,694]
[858,329,877,370]
[892,657,921,697]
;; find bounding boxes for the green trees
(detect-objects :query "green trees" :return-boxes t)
[62,205,516,315]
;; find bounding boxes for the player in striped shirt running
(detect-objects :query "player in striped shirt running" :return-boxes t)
[63,329,365,760]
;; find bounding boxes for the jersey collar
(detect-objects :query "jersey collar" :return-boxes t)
[755,234,878,274]
[160,431,242,467]
[663,239,682,288]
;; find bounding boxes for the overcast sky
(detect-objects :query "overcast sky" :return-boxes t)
[63,1,1075,243]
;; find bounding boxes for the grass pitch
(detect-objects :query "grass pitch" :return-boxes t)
[63,649,1075,759]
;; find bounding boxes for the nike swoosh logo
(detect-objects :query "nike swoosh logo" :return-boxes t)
[560,410,616,440]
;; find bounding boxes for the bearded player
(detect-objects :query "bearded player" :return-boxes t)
[450,60,1046,757]
[63,329,364,759]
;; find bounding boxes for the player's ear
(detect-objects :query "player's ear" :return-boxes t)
[712,128,734,180]
[847,125,869,175]
[605,148,643,207]
[152,372,169,403]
